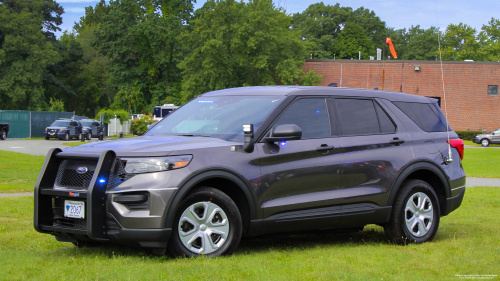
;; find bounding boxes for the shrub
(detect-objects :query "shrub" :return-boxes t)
[455,131,482,140]
[95,109,130,124]
[131,113,156,135]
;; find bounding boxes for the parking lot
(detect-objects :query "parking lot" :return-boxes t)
[0,139,97,156]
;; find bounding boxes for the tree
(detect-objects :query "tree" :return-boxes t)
[332,22,374,59]
[291,3,386,59]
[387,26,440,60]
[179,0,319,101]
[441,23,488,61]
[0,0,62,110]
[92,0,192,113]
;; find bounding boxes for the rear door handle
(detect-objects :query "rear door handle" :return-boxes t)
[390,138,405,145]
[316,144,335,152]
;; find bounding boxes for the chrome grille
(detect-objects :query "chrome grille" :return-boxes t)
[55,159,98,189]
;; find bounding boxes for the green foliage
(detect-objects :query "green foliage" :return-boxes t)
[297,69,323,86]
[455,131,482,141]
[292,3,386,59]
[92,0,191,113]
[332,22,375,59]
[48,98,65,112]
[0,0,62,110]
[130,113,156,135]
[95,109,130,124]
[180,0,309,101]
[386,26,440,60]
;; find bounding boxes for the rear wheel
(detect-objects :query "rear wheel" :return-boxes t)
[167,187,242,258]
[481,138,490,147]
[384,180,440,245]
[1,130,6,140]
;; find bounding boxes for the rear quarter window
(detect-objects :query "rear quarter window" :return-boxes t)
[393,102,448,132]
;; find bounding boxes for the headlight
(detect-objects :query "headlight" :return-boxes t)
[122,155,193,174]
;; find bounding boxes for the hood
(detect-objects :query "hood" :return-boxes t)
[475,133,492,138]
[47,126,68,130]
[62,135,239,157]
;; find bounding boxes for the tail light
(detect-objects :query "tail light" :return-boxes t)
[447,138,464,160]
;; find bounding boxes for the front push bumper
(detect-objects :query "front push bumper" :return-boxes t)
[34,148,171,248]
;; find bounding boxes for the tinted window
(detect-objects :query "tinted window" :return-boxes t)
[273,98,330,139]
[374,102,396,133]
[337,99,379,136]
[394,102,447,132]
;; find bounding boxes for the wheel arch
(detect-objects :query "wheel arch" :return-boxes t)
[387,160,450,216]
[163,169,258,235]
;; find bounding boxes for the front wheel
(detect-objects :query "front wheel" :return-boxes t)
[481,138,490,147]
[63,133,69,141]
[87,132,92,140]
[167,187,242,258]
[384,180,440,245]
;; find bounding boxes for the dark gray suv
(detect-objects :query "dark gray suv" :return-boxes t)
[34,86,466,257]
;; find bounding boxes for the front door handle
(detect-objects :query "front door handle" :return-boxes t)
[316,144,335,152]
[390,138,405,145]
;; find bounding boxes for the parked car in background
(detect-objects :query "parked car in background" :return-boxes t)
[0,123,8,140]
[472,128,500,146]
[44,120,83,140]
[79,120,104,140]
[34,86,466,258]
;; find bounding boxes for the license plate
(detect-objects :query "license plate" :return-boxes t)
[64,200,85,219]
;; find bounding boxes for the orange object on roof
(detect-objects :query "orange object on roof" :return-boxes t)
[386,38,398,59]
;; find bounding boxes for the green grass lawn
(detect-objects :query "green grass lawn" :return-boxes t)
[0,187,498,280]
[462,148,500,178]
[0,151,44,193]
[463,140,500,147]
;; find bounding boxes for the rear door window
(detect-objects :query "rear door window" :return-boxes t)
[336,99,380,136]
[394,102,448,132]
[273,98,331,139]
[374,102,396,133]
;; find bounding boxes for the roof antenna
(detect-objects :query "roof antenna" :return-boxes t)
[435,0,453,164]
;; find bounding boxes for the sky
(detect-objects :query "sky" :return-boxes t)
[55,0,500,37]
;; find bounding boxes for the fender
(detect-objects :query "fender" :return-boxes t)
[163,168,258,228]
[386,160,451,207]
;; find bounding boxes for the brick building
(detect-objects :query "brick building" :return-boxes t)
[303,60,500,132]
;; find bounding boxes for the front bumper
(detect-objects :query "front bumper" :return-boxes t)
[34,148,174,248]
[472,136,480,144]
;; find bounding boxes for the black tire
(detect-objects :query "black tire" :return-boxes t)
[87,132,92,140]
[74,133,81,140]
[384,179,440,245]
[64,132,69,141]
[480,138,490,147]
[1,130,6,140]
[167,187,242,258]
[45,136,49,140]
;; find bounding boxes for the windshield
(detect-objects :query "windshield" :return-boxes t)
[146,96,283,142]
[80,121,93,127]
[50,121,70,127]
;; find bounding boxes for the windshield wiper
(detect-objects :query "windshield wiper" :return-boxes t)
[178,134,211,137]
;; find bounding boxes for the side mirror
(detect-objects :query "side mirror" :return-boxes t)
[264,124,302,143]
